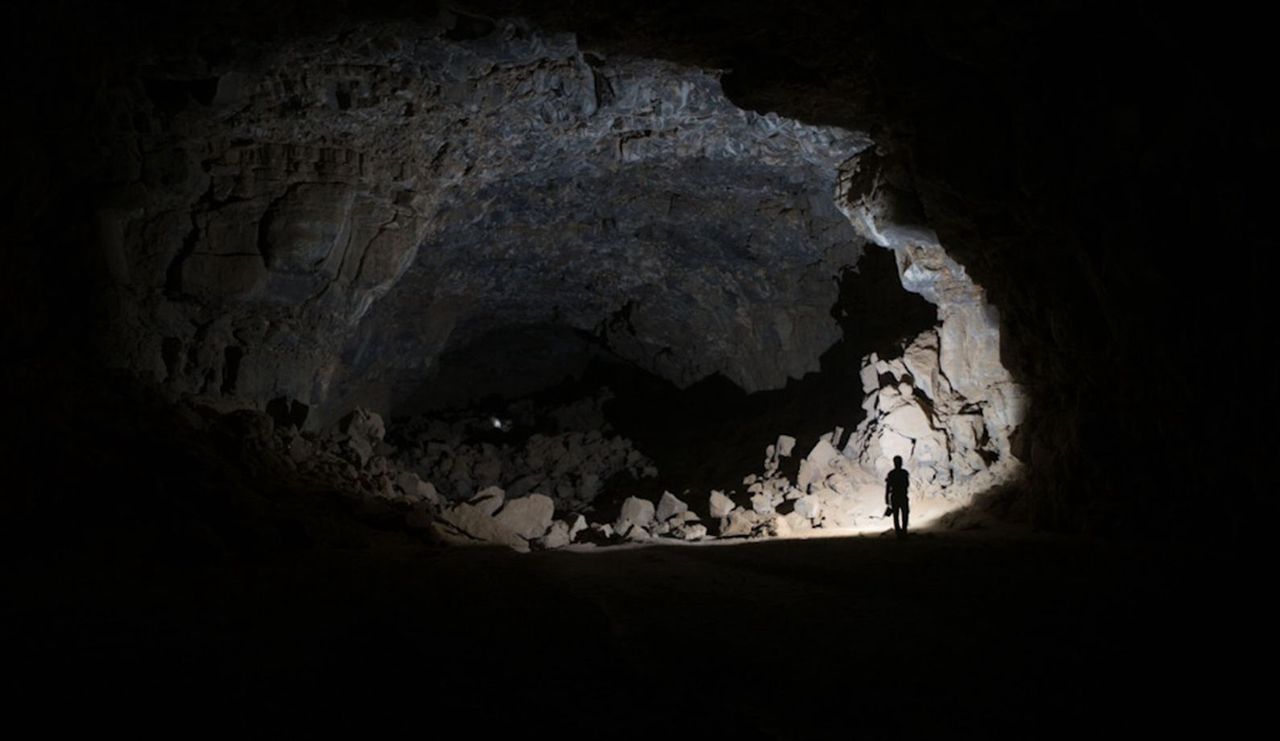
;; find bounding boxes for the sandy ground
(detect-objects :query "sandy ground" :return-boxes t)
[3,519,1259,738]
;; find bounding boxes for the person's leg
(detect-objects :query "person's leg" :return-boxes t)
[901,503,909,535]
[892,505,903,536]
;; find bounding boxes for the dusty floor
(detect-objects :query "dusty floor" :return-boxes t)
[4,520,1256,738]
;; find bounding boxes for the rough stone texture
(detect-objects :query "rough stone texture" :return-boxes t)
[390,391,655,511]
[837,160,1025,472]
[11,0,1270,550]
[840,328,1019,501]
[655,491,689,522]
[493,494,555,540]
[793,495,821,521]
[538,520,573,549]
[719,510,763,538]
[97,17,870,422]
[615,496,656,534]
[468,486,505,517]
[434,501,526,551]
[708,490,736,519]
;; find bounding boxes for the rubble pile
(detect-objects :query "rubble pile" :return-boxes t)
[238,329,1017,552]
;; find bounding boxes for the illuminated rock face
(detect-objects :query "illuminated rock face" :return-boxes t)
[99,18,870,420]
[835,155,1025,490]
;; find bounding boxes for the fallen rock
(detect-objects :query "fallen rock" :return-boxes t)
[493,494,555,540]
[783,511,812,534]
[719,510,762,538]
[615,496,656,532]
[434,502,525,552]
[656,491,689,522]
[709,490,736,518]
[469,486,505,517]
[793,494,822,521]
[679,523,708,541]
[806,438,841,471]
[750,492,776,515]
[882,403,934,440]
[539,520,573,549]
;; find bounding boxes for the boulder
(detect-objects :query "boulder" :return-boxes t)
[678,523,708,541]
[882,403,934,440]
[615,496,656,533]
[793,495,822,521]
[750,492,776,515]
[656,491,690,522]
[339,407,386,443]
[783,511,813,534]
[709,490,736,518]
[539,520,573,549]
[469,486,505,517]
[806,438,841,470]
[902,331,943,402]
[859,360,879,394]
[776,434,797,457]
[719,510,762,538]
[493,494,555,540]
[433,502,525,552]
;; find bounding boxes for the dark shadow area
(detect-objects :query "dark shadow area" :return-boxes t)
[0,363,1258,735]
[386,247,934,511]
[1,0,1270,733]
[594,246,935,497]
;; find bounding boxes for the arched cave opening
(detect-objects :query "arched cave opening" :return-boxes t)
[84,14,1027,548]
[4,1,1268,736]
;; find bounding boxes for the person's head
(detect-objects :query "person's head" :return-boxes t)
[893,455,903,469]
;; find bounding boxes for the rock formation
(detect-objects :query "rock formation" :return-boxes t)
[97,16,871,422]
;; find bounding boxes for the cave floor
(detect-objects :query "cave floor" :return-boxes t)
[5,523,1253,737]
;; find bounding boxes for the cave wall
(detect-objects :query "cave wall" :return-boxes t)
[467,0,1272,532]
[5,0,1270,534]
[90,14,870,420]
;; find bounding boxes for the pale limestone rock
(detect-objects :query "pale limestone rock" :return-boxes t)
[468,486,506,517]
[807,438,841,470]
[882,403,933,440]
[656,491,689,522]
[783,511,813,534]
[568,515,588,541]
[793,495,822,521]
[940,303,1006,402]
[709,490,736,518]
[493,494,555,540]
[797,459,816,491]
[776,435,797,457]
[902,330,943,401]
[434,502,526,552]
[859,361,879,394]
[615,496,656,533]
[750,492,776,516]
[539,520,573,549]
[719,510,761,538]
[679,523,708,541]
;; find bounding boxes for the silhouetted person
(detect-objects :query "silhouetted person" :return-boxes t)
[885,455,910,538]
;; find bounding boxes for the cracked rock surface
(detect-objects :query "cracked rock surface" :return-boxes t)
[99,16,869,421]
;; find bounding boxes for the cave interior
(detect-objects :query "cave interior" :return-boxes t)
[1,0,1270,735]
